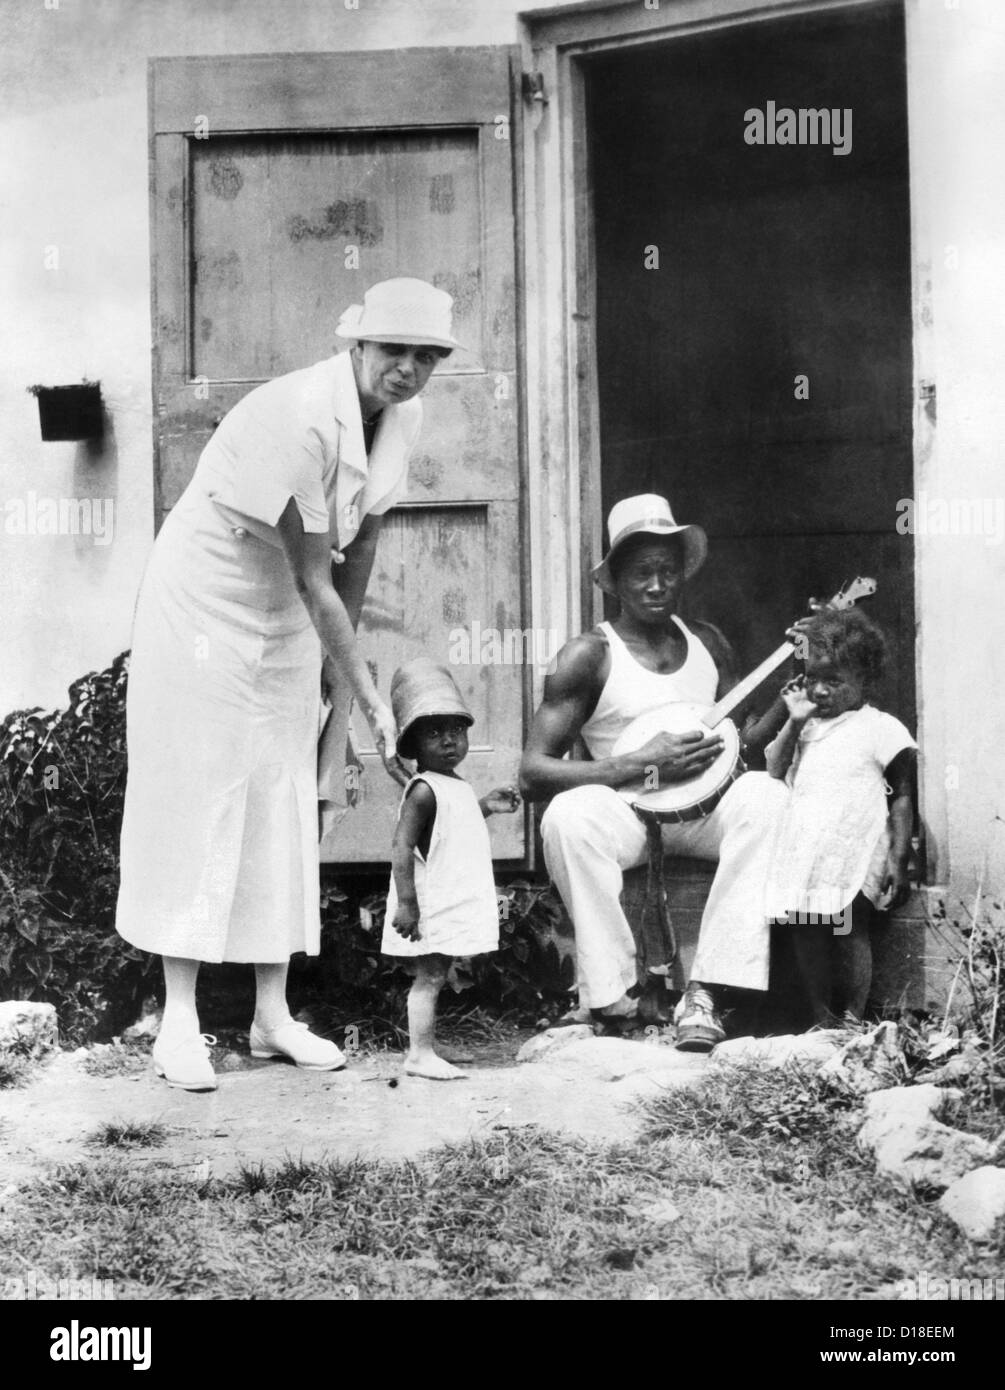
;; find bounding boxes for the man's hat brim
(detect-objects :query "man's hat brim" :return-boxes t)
[591,522,707,595]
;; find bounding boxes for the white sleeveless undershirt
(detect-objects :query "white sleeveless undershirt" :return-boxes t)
[580,618,720,761]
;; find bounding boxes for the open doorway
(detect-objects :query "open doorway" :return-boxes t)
[581,0,915,731]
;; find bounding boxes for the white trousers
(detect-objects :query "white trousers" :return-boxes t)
[541,773,789,1009]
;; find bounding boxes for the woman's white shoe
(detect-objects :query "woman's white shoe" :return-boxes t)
[249,1020,346,1071]
[152,1032,218,1091]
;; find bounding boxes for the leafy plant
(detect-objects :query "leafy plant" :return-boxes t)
[469,879,576,1011]
[300,876,576,1034]
[0,653,154,1042]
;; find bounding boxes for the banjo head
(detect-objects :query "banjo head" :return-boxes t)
[611,705,741,817]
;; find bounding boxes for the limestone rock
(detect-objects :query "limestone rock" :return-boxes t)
[712,1031,844,1068]
[923,1044,985,1086]
[0,1000,58,1057]
[938,1167,1005,1240]
[861,1082,960,1126]
[516,1025,595,1063]
[819,1021,906,1094]
[857,1084,994,1191]
[526,1034,704,1083]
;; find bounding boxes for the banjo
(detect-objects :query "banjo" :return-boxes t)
[611,576,878,826]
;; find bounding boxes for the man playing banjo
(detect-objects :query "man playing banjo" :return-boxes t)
[519,494,789,1051]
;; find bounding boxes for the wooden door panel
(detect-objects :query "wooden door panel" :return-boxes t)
[330,499,524,862]
[150,49,525,865]
[189,130,487,382]
[404,373,519,502]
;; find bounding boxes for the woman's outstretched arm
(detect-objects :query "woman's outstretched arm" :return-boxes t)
[276,497,397,761]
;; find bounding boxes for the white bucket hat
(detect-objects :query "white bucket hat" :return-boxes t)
[592,494,707,594]
[335,277,462,351]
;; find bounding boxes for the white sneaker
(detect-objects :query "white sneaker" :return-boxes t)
[249,1020,346,1071]
[674,984,725,1052]
[152,1032,218,1091]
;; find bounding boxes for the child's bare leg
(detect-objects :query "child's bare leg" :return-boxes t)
[832,895,873,1021]
[405,955,467,1080]
[788,923,834,1028]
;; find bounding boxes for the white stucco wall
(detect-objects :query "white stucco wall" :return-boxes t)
[906,0,1005,895]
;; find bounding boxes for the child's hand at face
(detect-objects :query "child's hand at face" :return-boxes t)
[480,786,521,816]
[781,676,818,723]
[393,901,422,941]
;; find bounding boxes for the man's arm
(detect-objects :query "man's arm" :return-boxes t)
[519,632,723,803]
[518,635,617,801]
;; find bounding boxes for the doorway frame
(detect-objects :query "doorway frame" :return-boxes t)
[518,0,941,882]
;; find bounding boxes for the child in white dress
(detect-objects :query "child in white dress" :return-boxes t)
[765,609,916,1025]
[381,659,520,1079]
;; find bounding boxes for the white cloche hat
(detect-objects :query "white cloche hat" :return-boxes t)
[336,277,462,351]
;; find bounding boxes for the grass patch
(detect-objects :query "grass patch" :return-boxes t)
[89,1120,169,1149]
[80,1040,152,1078]
[0,1052,35,1089]
[643,1059,863,1179]
[5,1060,1003,1301]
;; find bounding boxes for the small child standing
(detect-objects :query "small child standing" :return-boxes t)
[765,609,917,1026]
[381,659,520,1079]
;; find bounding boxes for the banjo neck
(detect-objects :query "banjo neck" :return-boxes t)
[701,574,878,731]
[706,640,796,729]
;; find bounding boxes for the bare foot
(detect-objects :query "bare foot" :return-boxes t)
[403,1054,468,1081]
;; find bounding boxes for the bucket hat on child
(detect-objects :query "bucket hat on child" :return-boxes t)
[335,277,463,351]
[391,658,474,760]
[591,493,707,595]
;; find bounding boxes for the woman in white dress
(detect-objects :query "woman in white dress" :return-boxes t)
[115,279,459,1091]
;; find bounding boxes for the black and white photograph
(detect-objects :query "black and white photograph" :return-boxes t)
[1,0,1003,1336]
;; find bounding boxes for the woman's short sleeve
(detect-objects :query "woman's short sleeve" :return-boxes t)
[226,436,329,533]
[204,378,331,536]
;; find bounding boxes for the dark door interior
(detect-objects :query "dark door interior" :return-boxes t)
[584,1,914,733]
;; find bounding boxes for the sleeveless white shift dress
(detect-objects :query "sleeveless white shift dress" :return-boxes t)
[381,771,499,959]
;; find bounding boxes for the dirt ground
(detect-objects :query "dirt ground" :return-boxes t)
[0,1032,711,1185]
